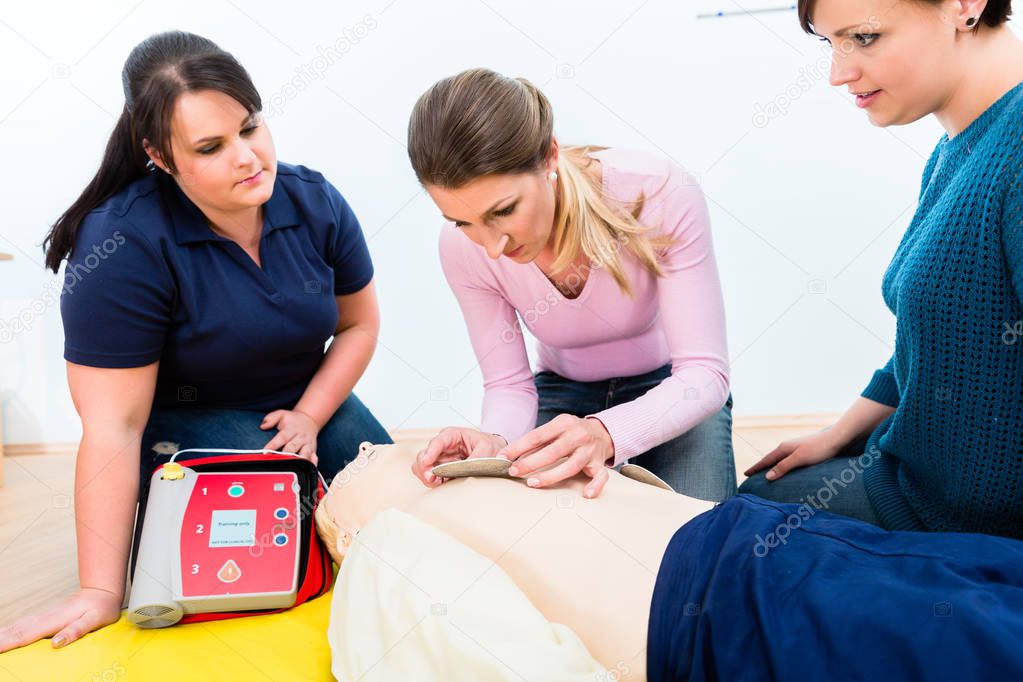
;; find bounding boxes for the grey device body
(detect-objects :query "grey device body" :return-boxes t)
[127,467,300,628]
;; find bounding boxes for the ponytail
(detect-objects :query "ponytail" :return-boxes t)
[550,147,671,297]
[43,105,147,272]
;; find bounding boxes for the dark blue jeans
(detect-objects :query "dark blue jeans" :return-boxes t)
[736,434,881,526]
[534,364,736,502]
[138,392,392,495]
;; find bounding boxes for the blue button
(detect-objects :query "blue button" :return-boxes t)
[228,484,244,498]
[274,507,288,519]
[274,534,288,546]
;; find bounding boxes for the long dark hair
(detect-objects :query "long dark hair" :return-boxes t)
[43,31,262,272]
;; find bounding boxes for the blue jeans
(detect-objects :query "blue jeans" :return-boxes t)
[534,364,736,501]
[138,392,392,494]
[736,435,881,526]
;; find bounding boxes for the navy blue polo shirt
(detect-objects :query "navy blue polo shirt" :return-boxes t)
[60,162,374,411]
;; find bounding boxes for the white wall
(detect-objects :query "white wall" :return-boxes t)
[1,1,1014,444]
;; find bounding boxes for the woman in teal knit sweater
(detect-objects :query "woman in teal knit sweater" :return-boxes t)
[740,0,1023,538]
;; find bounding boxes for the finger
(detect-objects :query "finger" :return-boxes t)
[263,433,288,452]
[412,448,447,487]
[0,611,65,653]
[743,443,793,476]
[521,453,585,488]
[298,443,316,461]
[583,466,611,499]
[421,431,465,467]
[508,439,573,478]
[261,411,284,431]
[411,450,433,485]
[282,440,301,454]
[499,419,565,461]
[766,452,806,481]
[51,608,103,649]
[410,455,427,485]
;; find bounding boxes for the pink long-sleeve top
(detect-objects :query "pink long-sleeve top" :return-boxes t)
[438,147,730,467]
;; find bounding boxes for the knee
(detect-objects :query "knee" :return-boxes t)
[737,472,774,500]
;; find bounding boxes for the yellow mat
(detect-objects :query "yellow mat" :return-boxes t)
[0,591,334,682]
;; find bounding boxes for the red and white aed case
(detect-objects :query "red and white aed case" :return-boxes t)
[128,449,333,628]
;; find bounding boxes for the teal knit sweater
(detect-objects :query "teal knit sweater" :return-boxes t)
[862,81,1023,538]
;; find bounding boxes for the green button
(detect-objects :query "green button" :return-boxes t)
[228,484,244,498]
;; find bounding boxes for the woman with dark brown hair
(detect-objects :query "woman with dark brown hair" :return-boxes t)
[740,0,1023,538]
[0,30,390,652]
[407,69,735,502]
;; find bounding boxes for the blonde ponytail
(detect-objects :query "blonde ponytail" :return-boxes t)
[550,146,672,297]
[408,69,673,297]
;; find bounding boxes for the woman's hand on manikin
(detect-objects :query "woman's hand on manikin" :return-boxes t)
[498,414,615,498]
[411,427,509,487]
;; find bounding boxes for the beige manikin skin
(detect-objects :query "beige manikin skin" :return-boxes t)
[316,443,714,681]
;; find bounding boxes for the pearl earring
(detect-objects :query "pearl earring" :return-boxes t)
[549,170,558,182]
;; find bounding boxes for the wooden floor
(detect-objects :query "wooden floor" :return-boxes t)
[0,416,833,627]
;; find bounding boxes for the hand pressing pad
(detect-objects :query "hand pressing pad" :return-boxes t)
[619,463,675,492]
[431,457,515,479]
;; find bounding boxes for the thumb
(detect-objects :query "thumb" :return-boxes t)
[51,610,100,649]
[261,411,283,431]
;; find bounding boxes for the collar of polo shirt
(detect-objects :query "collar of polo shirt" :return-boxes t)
[160,168,301,245]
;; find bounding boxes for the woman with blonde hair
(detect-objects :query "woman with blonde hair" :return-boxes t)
[407,68,733,499]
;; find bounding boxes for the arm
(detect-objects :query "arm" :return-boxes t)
[593,170,730,465]
[744,395,896,480]
[0,362,158,652]
[296,281,380,427]
[72,362,158,599]
[262,281,381,456]
[860,354,900,408]
[828,396,897,445]
[438,227,538,444]
[411,229,538,486]
[745,284,900,479]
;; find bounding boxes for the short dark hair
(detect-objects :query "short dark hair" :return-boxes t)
[797,0,1013,34]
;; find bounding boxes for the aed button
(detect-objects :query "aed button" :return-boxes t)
[227,484,245,498]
